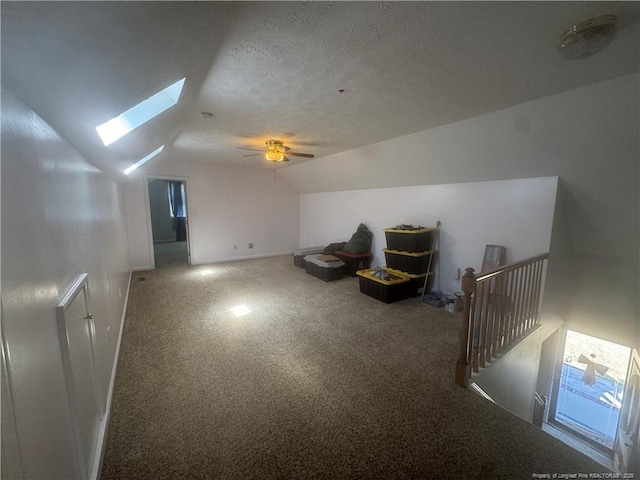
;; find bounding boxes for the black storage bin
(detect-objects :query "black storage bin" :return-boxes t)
[383,249,432,275]
[292,246,325,268]
[383,227,434,253]
[386,268,433,297]
[304,255,345,282]
[356,268,410,303]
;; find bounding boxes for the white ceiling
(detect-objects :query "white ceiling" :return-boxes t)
[2,2,638,177]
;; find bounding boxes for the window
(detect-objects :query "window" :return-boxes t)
[167,181,186,218]
[96,78,185,146]
[123,146,164,175]
[550,330,631,451]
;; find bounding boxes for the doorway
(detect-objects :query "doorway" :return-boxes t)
[146,177,190,268]
[548,329,631,453]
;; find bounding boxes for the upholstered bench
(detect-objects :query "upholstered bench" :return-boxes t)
[333,250,373,277]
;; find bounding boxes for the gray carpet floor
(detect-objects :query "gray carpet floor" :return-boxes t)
[101,255,605,479]
[154,241,188,267]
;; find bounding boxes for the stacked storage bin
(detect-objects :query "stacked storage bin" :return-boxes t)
[383,226,436,296]
[356,267,410,303]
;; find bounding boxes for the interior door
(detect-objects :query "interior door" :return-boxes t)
[57,274,103,478]
[613,349,640,474]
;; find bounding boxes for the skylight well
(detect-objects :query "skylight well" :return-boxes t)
[124,145,164,175]
[96,78,185,146]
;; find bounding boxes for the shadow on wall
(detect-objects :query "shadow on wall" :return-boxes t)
[544,180,639,350]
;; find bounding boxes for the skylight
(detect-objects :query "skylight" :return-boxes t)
[124,145,164,175]
[96,78,185,146]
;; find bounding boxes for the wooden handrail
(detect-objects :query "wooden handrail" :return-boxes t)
[455,268,476,386]
[455,253,549,387]
[474,253,549,282]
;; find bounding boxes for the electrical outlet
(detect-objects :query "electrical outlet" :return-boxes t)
[249,243,254,249]
[234,244,237,250]
[118,287,122,299]
[107,326,111,343]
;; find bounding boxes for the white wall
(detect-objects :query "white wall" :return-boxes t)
[473,329,544,423]
[148,179,175,242]
[1,89,131,478]
[286,73,639,348]
[123,159,299,270]
[301,177,558,294]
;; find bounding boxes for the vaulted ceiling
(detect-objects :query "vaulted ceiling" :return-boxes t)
[2,2,638,178]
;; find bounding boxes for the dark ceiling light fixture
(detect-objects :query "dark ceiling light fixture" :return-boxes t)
[558,14,617,60]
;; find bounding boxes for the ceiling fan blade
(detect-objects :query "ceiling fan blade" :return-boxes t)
[237,147,263,151]
[287,152,314,158]
[282,157,290,162]
[242,153,263,157]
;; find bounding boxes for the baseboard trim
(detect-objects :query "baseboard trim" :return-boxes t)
[542,423,613,471]
[132,266,154,272]
[190,252,292,265]
[469,382,496,403]
[92,270,132,480]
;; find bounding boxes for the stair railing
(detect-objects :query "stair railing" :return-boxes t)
[455,253,549,387]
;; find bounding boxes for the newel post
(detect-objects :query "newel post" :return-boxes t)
[455,268,477,387]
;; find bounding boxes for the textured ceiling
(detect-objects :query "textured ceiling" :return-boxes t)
[2,2,639,177]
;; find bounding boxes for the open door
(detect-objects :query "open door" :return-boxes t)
[613,349,640,475]
[146,177,191,268]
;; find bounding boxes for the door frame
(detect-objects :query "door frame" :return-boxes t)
[613,349,640,473]
[1,299,25,479]
[144,175,191,269]
[56,273,103,478]
[548,327,632,457]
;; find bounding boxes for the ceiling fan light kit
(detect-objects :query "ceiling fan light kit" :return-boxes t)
[238,139,314,164]
[264,140,288,162]
[265,151,285,162]
[557,14,617,60]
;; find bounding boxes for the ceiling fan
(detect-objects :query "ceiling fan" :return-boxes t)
[238,139,315,163]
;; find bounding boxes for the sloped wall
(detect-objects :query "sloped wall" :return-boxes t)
[1,89,131,478]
